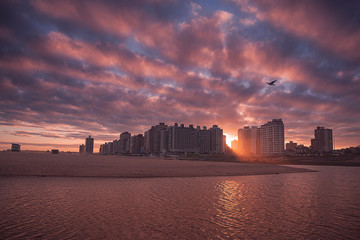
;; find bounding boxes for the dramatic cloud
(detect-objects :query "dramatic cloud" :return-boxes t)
[0,0,359,151]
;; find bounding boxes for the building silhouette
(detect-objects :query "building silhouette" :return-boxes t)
[209,125,224,154]
[112,139,120,155]
[79,144,85,153]
[85,135,94,154]
[259,119,284,155]
[143,122,224,155]
[144,122,168,155]
[166,123,198,153]
[51,149,59,154]
[109,132,132,155]
[238,126,260,155]
[100,133,144,155]
[119,132,131,154]
[99,122,224,156]
[197,126,211,154]
[231,140,239,153]
[130,134,144,154]
[311,127,333,153]
[99,144,104,154]
[100,141,114,155]
[286,141,297,151]
[11,143,20,152]
[222,135,227,153]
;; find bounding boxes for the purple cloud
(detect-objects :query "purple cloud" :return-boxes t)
[0,0,359,150]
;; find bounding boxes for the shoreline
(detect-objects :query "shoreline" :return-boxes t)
[234,155,360,167]
[0,152,315,178]
[0,170,315,179]
[173,154,360,167]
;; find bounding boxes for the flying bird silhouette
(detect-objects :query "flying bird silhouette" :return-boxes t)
[266,80,277,86]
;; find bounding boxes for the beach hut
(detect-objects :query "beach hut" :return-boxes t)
[51,149,59,154]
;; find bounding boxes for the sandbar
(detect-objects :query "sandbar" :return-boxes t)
[0,152,314,178]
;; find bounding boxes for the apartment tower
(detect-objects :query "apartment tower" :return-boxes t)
[85,135,94,154]
[311,127,333,153]
[259,119,284,155]
[238,126,260,155]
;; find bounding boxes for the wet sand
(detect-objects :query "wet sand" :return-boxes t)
[235,155,360,166]
[0,152,314,178]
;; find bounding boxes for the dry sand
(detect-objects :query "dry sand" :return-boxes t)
[0,152,314,178]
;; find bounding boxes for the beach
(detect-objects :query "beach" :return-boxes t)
[0,152,313,178]
[234,155,360,166]
[1,151,359,239]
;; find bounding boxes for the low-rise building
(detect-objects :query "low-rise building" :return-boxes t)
[286,141,297,151]
[79,144,85,153]
[11,143,20,152]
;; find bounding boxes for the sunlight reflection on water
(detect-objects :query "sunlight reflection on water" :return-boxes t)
[0,166,359,239]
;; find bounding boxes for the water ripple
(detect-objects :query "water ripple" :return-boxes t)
[1,166,359,239]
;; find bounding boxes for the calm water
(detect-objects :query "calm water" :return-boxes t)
[0,165,359,240]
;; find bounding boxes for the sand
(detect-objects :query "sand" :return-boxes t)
[242,155,360,166]
[0,152,314,178]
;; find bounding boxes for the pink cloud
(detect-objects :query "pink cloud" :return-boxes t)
[32,0,176,51]
[229,0,258,13]
[0,55,150,90]
[33,0,138,36]
[163,10,234,71]
[34,31,179,80]
[255,0,360,59]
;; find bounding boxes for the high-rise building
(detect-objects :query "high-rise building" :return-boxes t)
[223,135,227,153]
[107,142,114,155]
[160,128,169,154]
[144,123,168,155]
[112,139,121,155]
[130,134,144,154]
[259,119,284,155]
[100,142,113,155]
[209,125,224,154]
[79,144,85,153]
[144,130,152,153]
[231,140,239,154]
[99,144,104,154]
[160,123,224,154]
[85,135,94,154]
[119,132,131,154]
[98,122,225,155]
[311,127,333,153]
[197,126,211,154]
[147,123,225,155]
[167,123,198,154]
[238,126,260,155]
[238,127,249,155]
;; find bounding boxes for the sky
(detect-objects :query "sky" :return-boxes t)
[0,0,359,152]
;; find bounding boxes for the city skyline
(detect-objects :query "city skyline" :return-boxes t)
[1,1,360,151]
[99,122,225,155]
[96,120,336,156]
[0,119,345,153]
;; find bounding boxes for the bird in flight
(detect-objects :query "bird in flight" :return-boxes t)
[266,80,277,86]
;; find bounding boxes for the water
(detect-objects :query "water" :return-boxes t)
[0,166,359,239]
